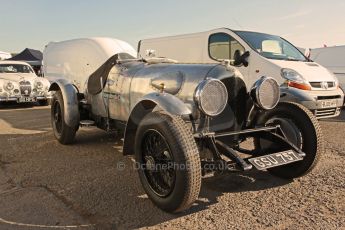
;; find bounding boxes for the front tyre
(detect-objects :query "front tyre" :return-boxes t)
[255,102,324,179]
[51,91,77,144]
[135,112,201,213]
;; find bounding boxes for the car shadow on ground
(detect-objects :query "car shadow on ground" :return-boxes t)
[0,102,47,110]
[178,170,291,216]
[0,108,292,229]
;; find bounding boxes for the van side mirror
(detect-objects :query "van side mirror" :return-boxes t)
[234,50,250,67]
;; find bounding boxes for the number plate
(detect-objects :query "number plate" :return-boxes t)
[18,97,36,103]
[320,99,337,108]
[248,150,303,170]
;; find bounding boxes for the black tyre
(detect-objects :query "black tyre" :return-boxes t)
[38,99,49,106]
[51,91,77,144]
[135,112,201,213]
[254,102,324,179]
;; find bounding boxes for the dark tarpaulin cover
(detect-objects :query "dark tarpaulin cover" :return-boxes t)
[8,48,43,65]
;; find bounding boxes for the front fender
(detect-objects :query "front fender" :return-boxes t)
[123,92,192,155]
[49,79,79,127]
[140,92,192,115]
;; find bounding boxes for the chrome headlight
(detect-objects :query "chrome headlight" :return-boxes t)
[35,80,44,90]
[194,79,228,116]
[327,69,340,88]
[251,77,280,110]
[334,76,339,88]
[4,81,14,91]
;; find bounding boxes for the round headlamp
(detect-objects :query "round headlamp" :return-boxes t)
[194,79,228,117]
[251,77,280,110]
[5,81,14,91]
[35,80,44,90]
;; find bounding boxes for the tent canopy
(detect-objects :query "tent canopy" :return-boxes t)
[8,48,42,66]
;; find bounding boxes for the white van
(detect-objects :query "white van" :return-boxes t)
[138,28,344,118]
[309,45,345,91]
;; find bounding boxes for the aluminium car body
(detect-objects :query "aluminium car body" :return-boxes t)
[0,60,51,105]
[45,37,323,213]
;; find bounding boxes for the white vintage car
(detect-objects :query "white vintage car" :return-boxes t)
[0,61,51,105]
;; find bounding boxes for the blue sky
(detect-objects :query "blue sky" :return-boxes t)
[1,0,345,52]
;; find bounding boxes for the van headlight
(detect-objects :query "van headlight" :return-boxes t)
[194,79,228,117]
[335,77,339,88]
[251,77,280,110]
[281,68,311,90]
[328,70,340,88]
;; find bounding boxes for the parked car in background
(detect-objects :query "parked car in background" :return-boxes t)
[309,45,345,93]
[138,28,344,118]
[0,60,51,105]
[45,37,323,213]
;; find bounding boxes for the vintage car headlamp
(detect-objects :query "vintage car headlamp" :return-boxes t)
[251,76,280,110]
[194,79,228,116]
[35,80,44,90]
[4,81,14,91]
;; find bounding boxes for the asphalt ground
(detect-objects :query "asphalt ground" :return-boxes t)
[0,104,344,229]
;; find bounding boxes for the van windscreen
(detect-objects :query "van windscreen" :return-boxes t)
[235,31,307,62]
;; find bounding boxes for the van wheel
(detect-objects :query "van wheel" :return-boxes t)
[135,112,201,213]
[254,102,324,179]
[51,91,77,144]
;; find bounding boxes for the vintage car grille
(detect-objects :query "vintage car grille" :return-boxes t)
[19,81,32,96]
[314,108,337,118]
[309,81,335,89]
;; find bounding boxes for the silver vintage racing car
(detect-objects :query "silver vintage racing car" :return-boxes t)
[46,38,323,213]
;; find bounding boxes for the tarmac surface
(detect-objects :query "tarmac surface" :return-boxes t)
[0,104,344,229]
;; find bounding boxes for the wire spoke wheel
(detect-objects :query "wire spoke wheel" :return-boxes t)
[262,117,303,150]
[135,112,201,213]
[141,129,175,197]
[254,102,323,179]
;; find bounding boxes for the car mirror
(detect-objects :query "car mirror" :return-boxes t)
[234,50,250,67]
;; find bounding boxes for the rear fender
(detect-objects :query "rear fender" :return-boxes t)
[49,79,79,127]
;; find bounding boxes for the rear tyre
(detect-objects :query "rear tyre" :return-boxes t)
[51,91,77,144]
[254,102,324,179]
[135,112,201,213]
